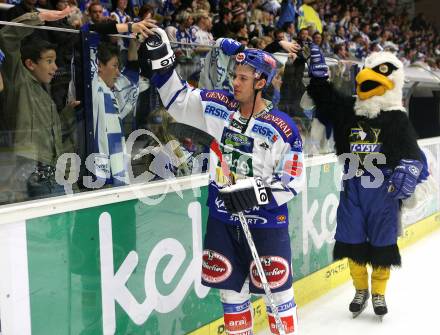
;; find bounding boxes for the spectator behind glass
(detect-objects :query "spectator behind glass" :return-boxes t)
[333,25,346,46]
[192,0,211,13]
[110,0,132,66]
[137,3,155,21]
[189,10,214,84]
[212,9,233,39]
[326,13,338,35]
[237,36,248,46]
[5,0,38,21]
[320,31,332,56]
[110,0,132,23]
[0,9,80,202]
[159,0,181,26]
[334,43,349,60]
[282,21,296,42]
[312,31,322,47]
[369,22,381,43]
[231,5,246,24]
[47,0,81,111]
[92,42,129,186]
[298,27,311,46]
[219,0,232,12]
[88,2,106,24]
[171,10,196,80]
[359,22,371,45]
[231,21,248,41]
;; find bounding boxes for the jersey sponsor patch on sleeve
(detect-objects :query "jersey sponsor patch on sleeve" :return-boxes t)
[283,153,303,177]
[260,113,294,141]
[201,90,239,110]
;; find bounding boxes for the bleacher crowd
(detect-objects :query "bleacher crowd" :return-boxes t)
[1,0,438,68]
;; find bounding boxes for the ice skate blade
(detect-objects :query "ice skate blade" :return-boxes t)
[376,314,385,322]
[351,302,368,319]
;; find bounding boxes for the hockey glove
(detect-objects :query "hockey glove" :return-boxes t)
[388,159,423,200]
[138,28,175,78]
[219,38,245,56]
[308,43,329,79]
[218,177,272,214]
[418,150,429,182]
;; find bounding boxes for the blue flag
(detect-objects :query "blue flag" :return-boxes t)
[276,0,296,28]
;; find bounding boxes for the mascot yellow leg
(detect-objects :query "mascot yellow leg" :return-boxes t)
[348,259,368,290]
[371,266,390,295]
[371,266,390,318]
[348,259,370,318]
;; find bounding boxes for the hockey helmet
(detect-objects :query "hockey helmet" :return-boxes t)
[234,49,278,89]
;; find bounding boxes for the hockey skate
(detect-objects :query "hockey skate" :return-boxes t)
[349,289,369,318]
[372,294,388,321]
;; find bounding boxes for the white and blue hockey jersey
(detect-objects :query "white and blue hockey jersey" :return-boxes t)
[153,70,305,228]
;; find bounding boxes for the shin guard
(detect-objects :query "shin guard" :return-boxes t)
[264,289,298,335]
[222,300,253,335]
[221,288,253,335]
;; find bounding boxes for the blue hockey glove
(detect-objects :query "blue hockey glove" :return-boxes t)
[418,150,429,182]
[219,38,245,56]
[0,49,4,67]
[218,177,272,213]
[388,159,423,200]
[308,43,329,79]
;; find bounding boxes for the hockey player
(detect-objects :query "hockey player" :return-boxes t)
[306,44,428,319]
[139,29,304,334]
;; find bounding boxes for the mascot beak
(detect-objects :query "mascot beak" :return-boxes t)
[356,68,394,100]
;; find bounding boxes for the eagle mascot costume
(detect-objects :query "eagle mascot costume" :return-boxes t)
[306,45,429,319]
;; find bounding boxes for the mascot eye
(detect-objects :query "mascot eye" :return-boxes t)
[372,62,398,76]
[379,64,389,74]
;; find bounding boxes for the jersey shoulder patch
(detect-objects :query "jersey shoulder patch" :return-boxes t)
[258,109,300,143]
[201,89,239,111]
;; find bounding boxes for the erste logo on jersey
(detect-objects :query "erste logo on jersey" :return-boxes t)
[202,250,232,283]
[251,123,278,142]
[250,256,289,289]
[205,105,230,120]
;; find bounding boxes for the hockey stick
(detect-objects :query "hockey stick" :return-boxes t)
[168,122,287,335]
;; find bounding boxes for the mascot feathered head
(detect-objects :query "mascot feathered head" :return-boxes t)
[354,51,405,118]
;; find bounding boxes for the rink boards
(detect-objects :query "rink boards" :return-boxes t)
[0,138,439,335]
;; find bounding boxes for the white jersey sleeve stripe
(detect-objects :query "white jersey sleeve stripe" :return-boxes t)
[155,70,208,132]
